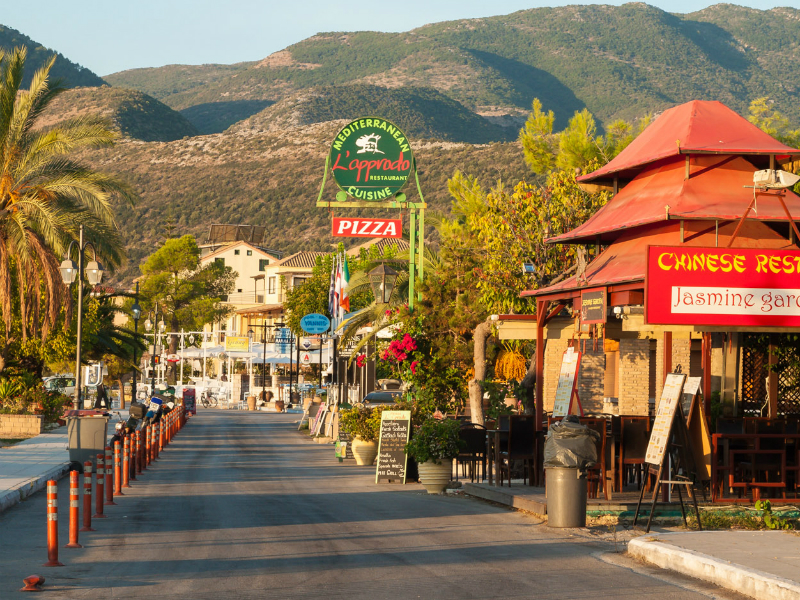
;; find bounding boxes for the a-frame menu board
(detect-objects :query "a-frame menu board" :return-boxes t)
[634,373,703,533]
[551,347,584,418]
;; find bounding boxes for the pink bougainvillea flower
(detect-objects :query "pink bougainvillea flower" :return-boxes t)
[410,360,419,375]
[356,354,366,368]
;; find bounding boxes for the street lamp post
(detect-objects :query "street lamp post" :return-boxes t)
[60,224,104,410]
[368,263,398,304]
[131,284,142,402]
[144,304,165,397]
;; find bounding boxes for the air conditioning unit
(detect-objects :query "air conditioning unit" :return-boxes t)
[753,169,800,189]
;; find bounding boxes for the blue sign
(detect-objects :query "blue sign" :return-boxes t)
[274,328,294,354]
[300,313,331,335]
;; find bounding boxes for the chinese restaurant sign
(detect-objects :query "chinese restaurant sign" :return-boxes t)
[332,217,402,238]
[579,288,606,324]
[329,117,413,201]
[646,245,800,327]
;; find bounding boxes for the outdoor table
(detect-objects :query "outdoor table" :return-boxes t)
[486,429,509,486]
[711,433,800,502]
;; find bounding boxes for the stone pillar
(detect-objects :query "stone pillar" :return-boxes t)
[655,335,692,405]
[619,338,650,415]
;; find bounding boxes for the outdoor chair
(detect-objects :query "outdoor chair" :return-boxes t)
[618,417,650,492]
[456,423,487,482]
[498,415,536,486]
[582,418,608,500]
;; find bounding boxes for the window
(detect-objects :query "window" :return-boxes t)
[215,257,225,266]
[247,250,253,256]
[234,249,240,256]
[259,259,269,272]
[237,289,242,293]
[293,277,308,288]
[268,276,276,294]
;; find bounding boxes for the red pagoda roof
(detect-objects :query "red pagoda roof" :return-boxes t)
[526,220,796,299]
[550,154,800,244]
[578,100,800,185]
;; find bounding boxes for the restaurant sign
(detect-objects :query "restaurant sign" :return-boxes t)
[224,336,250,352]
[646,245,800,327]
[332,217,402,238]
[579,288,606,324]
[329,117,413,201]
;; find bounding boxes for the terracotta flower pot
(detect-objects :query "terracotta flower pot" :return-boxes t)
[417,460,453,494]
[351,437,378,466]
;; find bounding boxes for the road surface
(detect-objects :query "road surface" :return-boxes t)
[0,410,745,599]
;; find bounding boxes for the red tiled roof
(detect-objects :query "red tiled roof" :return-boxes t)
[578,100,800,185]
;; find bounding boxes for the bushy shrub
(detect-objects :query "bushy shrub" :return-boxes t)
[405,417,462,465]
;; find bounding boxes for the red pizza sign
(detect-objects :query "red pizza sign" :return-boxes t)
[332,218,402,238]
[646,245,800,327]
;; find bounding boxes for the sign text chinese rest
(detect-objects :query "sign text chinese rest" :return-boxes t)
[646,245,800,327]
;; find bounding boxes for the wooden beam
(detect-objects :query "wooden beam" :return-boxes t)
[702,332,712,417]
[609,290,644,306]
[768,334,778,418]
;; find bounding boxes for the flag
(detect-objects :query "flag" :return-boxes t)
[333,254,341,318]
[327,254,336,316]
[340,253,350,316]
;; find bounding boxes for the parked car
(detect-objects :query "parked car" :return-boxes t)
[43,375,76,397]
[359,390,403,409]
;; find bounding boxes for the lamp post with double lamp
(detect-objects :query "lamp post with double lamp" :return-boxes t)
[144,304,165,397]
[131,284,142,402]
[60,224,104,410]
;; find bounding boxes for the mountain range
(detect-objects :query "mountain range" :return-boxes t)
[5,3,800,283]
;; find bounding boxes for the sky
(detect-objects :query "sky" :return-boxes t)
[4,0,800,76]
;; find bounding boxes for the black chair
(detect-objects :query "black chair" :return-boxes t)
[499,415,536,486]
[457,424,487,482]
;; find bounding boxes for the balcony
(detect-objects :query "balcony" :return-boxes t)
[225,292,264,305]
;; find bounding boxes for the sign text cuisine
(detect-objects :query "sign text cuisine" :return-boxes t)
[646,245,800,327]
[375,410,411,484]
[329,117,413,201]
[332,217,402,238]
[580,288,606,325]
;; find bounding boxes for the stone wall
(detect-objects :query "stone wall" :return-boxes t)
[619,338,650,415]
[655,335,693,405]
[0,414,43,438]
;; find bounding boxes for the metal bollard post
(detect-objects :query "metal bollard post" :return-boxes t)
[122,437,131,488]
[94,454,106,518]
[65,470,82,548]
[43,481,64,567]
[114,441,123,496]
[81,461,94,531]
[104,446,116,505]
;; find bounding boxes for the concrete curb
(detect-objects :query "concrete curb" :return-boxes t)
[0,462,70,514]
[628,537,800,600]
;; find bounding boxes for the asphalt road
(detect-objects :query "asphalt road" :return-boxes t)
[0,410,746,599]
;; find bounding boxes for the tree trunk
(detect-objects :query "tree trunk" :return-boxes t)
[520,344,537,415]
[117,378,125,409]
[468,320,492,425]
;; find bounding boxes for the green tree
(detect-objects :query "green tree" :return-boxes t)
[519,98,650,175]
[0,47,136,371]
[138,235,235,382]
[748,97,800,149]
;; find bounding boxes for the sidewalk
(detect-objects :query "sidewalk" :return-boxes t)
[0,430,70,513]
[628,530,800,600]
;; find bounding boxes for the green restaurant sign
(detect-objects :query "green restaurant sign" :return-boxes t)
[329,117,413,201]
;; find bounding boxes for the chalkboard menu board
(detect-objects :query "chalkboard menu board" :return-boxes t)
[335,416,354,460]
[645,373,686,465]
[375,410,411,484]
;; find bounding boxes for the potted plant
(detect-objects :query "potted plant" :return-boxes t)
[339,406,380,465]
[405,417,462,494]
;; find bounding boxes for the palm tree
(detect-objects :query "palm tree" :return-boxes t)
[0,46,136,353]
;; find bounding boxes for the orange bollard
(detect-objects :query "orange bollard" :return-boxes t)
[80,461,94,532]
[43,481,64,567]
[122,437,131,488]
[146,426,152,466]
[114,441,123,496]
[158,419,164,453]
[104,446,115,505]
[153,422,159,461]
[20,574,46,591]
[94,454,106,518]
[65,470,82,548]
[138,430,145,472]
[130,434,137,481]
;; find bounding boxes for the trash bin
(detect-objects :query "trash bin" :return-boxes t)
[66,414,109,471]
[546,467,588,527]
[544,416,600,528]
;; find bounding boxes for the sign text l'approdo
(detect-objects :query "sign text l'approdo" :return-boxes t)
[329,117,413,201]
